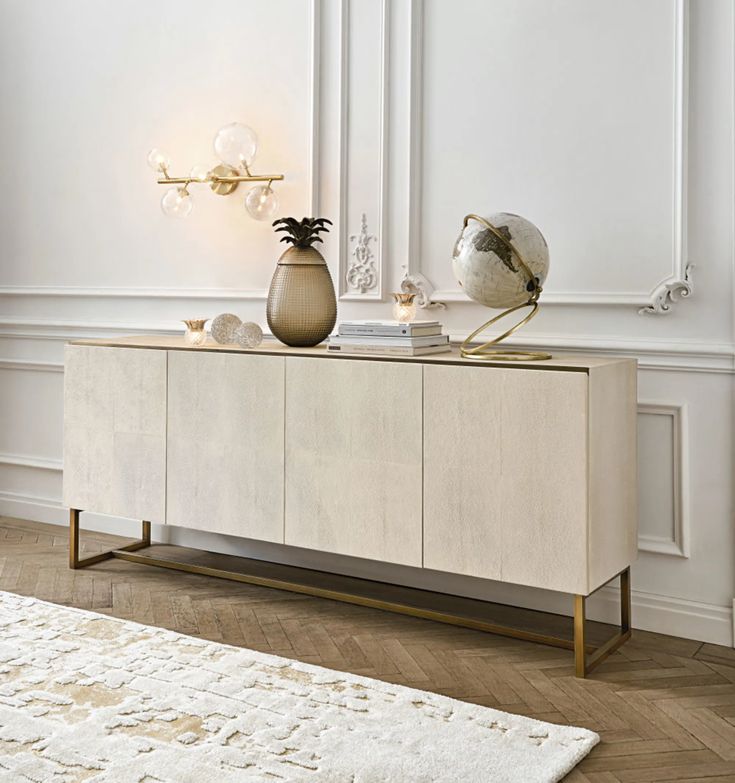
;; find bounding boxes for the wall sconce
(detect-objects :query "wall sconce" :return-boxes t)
[148,122,285,220]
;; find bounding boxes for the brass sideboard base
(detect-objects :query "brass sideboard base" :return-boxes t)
[69,509,151,569]
[68,510,631,678]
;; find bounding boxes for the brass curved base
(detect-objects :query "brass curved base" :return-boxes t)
[460,301,551,361]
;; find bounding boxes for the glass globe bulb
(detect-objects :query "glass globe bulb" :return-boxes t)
[213,123,258,169]
[147,148,170,172]
[245,185,279,221]
[161,187,193,218]
[189,164,211,183]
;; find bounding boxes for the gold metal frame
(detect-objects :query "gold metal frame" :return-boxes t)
[157,161,284,197]
[459,214,551,361]
[68,509,631,677]
[69,509,151,569]
[574,567,631,677]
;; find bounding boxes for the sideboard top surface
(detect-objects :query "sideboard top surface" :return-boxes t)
[68,336,636,373]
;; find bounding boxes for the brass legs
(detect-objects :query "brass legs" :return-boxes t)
[68,509,631,677]
[574,567,632,677]
[69,509,151,569]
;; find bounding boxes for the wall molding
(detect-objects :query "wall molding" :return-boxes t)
[412,0,693,314]
[637,402,689,557]
[346,213,378,293]
[0,286,269,300]
[594,584,732,647]
[308,0,322,216]
[0,453,63,471]
[0,357,64,373]
[338,0,389,301]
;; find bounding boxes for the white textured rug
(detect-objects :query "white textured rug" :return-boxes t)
[0,591,598,782]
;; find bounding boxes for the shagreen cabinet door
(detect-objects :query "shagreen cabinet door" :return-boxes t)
[423,365,589,595]
[285,357,423,566]
[63,345,167,523]
[166,351,285,542]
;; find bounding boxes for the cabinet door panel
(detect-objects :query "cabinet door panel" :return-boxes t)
[167,352,285,541]
[285,358,422,566]
[424,365,588,594]
[63,345,166,522]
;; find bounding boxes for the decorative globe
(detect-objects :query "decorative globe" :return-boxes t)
[210,313,241,344]
[452,212,549,308]
[234,321,263,349]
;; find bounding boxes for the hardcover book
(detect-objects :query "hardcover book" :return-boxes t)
[329,334,449,348]
[338,320,442,337]
[326,343,452,357]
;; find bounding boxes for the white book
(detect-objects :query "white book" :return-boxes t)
[338,320,441,337]
[329,334,448,348]
[326,343,452,357]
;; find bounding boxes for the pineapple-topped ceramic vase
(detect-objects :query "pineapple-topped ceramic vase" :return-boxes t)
[267,217,337,347]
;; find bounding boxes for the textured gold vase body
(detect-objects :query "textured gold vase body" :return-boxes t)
[267,246,337,347]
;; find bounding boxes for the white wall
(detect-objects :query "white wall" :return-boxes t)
[1,0,733,645]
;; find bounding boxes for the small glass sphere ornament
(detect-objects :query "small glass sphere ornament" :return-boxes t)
[392,292,417,323]
[161,186,193,218]
[189,163,211,183]
[147,148,170,172]
[245,184,279,221]
[234,321,264,349]
[210,313,242,344]
[182,319,208,346]
[213,122,258,169]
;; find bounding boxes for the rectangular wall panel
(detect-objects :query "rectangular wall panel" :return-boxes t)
[63,345,166,523]
[285,357,422,566]
[167,351,285,542]
[419,0,679,297]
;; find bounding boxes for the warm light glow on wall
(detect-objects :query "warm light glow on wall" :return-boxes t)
[148,123,284,221]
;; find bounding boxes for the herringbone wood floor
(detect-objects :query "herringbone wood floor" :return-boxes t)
[3,516,735,782]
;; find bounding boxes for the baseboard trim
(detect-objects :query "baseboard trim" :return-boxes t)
[2,496,731,648]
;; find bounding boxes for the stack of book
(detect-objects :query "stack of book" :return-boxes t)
[327,320,450,356]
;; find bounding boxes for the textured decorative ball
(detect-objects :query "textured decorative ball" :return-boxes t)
[211,313,241,344]
[234,321,263,349]
[452,212,549,308]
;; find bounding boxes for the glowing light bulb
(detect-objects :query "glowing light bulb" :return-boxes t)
[189,164,211,183]
[161,187,193,218]
[245,184,279,221]
[213,123,258,169]
[147,148,170,172]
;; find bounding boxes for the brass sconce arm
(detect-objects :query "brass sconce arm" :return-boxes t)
[157,173,284,186]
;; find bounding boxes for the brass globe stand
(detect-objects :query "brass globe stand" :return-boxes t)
[459,214,551,361]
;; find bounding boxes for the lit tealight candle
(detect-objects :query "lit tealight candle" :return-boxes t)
[392,293,417,324]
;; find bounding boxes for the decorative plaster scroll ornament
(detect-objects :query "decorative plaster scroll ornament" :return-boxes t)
[346,213,378,293]
[400,266,446,310]
[639,263,694,315]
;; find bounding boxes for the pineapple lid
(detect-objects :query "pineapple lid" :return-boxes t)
[274,217,332,265]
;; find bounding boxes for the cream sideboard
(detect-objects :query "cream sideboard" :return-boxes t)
[63,336,637,676]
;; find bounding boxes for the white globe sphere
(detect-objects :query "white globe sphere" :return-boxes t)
[213,123,258,169]
[452,212,549,308]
